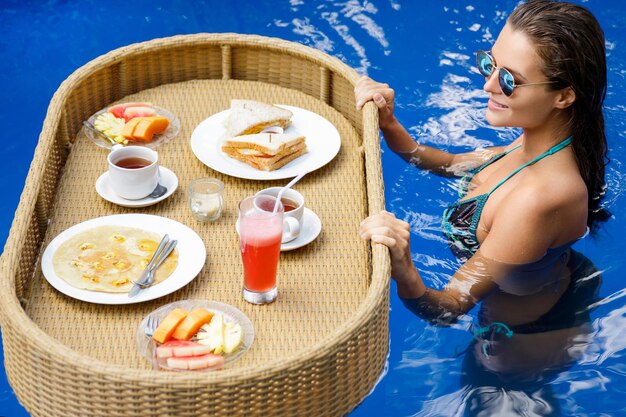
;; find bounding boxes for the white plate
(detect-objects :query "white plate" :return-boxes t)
[41,214,206,304]
[95,166,178,208]
[136,300,255,371]
[85,105,181,149]
[281,208,322,251]
[190,105,341,180]
[235,208,322,251]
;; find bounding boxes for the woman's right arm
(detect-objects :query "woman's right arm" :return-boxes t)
[355,76,504,176]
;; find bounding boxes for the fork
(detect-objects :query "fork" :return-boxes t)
[144,316,160,370]
[144,315,159,338]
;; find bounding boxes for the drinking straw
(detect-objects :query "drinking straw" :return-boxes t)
[273,170,308,214]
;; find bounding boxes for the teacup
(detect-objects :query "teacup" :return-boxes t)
[107,146,159,200]
[255,187,305,243]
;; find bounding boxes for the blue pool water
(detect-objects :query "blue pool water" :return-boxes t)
[1,1,625,416]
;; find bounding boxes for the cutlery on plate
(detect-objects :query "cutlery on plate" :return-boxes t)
[139,239,178,291]
[128,234,170,297]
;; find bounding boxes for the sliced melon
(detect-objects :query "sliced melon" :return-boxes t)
[166,353,224,370]
[151,308,188,344]
[171,308,214,341]
[123,106,157,121]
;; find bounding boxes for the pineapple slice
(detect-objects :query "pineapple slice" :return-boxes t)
[223,322,243,354]
[195,314,243,355]
[196,313,225,354]
[94,112,127,144]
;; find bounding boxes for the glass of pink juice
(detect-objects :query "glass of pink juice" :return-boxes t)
[238,195,284,304]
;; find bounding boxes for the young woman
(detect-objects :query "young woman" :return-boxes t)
[356,0,606,413]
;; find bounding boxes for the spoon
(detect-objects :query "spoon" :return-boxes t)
[82,120,123,150]
[273,170,308,213]
[148,170,168,198]
[148,182,168,198]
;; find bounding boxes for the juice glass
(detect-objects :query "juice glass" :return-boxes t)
[238,195,283,304]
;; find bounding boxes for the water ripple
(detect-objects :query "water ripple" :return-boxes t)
[338,0,389,48]
[587,300,626,366]
[290,17,334,53]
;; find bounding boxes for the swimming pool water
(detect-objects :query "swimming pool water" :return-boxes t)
[1,1,625,416]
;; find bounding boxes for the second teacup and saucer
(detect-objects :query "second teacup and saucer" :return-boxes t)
[236,186,322,251]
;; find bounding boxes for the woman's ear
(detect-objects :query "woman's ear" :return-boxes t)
[554,86,576,109]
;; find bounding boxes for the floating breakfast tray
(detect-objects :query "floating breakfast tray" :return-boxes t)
[0,33,389,417]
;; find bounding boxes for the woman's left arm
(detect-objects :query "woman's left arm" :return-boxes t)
[359,191,569,323]
[359,211,499,323]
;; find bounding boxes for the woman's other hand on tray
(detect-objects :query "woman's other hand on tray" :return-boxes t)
[359,210,425,298]
[354,76,396,129]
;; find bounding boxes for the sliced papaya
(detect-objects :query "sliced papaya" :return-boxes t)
[121,118,141,140]
[152,308,188,344]
[130,116,170,142]
[171,308,214,341]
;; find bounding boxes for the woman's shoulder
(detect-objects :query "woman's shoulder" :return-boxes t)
[509,162,586,211]
[498,164,587,241]
[483,171,587,262]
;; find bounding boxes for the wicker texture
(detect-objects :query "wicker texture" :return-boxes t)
[0,33,389,417]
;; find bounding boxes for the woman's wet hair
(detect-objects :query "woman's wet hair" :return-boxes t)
[508,0,610,230]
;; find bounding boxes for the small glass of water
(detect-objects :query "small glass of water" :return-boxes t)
[188,178,224,222]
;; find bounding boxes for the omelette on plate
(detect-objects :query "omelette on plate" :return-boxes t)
[52,225,178,293]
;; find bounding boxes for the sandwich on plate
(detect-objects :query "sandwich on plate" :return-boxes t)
[221,133,307,171]
[224,100,293,136]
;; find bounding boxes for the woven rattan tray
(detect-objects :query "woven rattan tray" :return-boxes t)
[0,34,389,417]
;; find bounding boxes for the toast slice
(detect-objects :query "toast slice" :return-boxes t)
[224,100,293,136]
[222,141,307,171]
[222,133,304,156]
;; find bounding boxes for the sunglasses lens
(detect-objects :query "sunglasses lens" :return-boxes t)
[498,68,515,96]
[476,51,493,77]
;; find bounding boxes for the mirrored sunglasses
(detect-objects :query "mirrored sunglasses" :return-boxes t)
[475,50,556,96]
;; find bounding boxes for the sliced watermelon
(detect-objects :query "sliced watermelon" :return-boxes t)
[166,353,225,370]
[123,106,157,122]
[156,340,213,358]
[108,104,126,119]
[108,102,153,119]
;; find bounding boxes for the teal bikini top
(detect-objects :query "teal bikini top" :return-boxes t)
[442,136,573,257]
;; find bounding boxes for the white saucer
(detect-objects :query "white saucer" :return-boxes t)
[235,207,322,251]
[95,166,178,208]
[280,208,322,251]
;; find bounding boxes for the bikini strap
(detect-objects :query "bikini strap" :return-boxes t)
[457,143,522,197]
[473,143,522,174]
[485,136,573,197]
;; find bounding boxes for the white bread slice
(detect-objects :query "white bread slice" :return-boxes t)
[222,133,304,156]
[222,142,307,171]
[224,100,293,136]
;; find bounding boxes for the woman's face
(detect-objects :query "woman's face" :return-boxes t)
[483,24,562,129]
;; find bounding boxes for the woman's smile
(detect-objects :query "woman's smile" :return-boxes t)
[487,98,509,111]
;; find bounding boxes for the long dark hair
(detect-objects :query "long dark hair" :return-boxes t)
[509,0,610,230]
